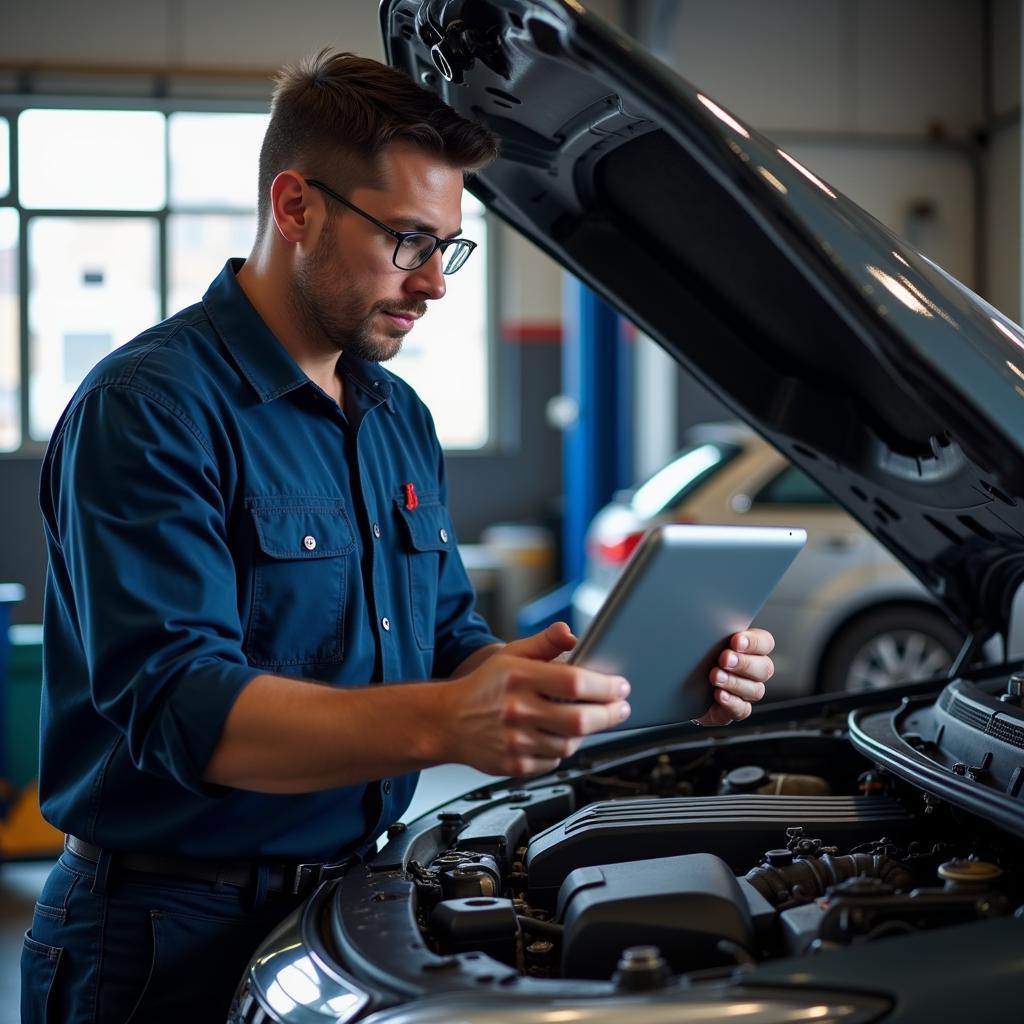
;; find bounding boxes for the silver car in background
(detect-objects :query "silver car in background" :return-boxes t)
[573,422,964,695]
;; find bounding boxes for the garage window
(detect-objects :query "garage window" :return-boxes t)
[0,102,493,454]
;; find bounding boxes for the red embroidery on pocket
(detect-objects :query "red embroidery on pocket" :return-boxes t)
[403,483,419,510]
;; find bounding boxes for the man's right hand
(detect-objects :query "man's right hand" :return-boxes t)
[204,637,629,794]
[437,654,631,777]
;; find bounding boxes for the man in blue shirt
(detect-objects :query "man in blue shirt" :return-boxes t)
[23,51,776,1023]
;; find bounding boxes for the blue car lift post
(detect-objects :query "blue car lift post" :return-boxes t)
[517,277,633,635]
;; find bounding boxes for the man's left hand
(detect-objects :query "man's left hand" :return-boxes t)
[694,628,775,727]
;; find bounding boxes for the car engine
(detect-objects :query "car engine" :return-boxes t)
[395,736,1020,985]
[232,671,1024,1022]
[311,667,1024,997]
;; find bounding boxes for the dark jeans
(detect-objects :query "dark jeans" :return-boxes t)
[20,846,305,1024]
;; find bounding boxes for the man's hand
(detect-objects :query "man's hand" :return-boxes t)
[438,648,630,778]
[447,621,577,679]
[501,621,577,662]
[694,627,775,726]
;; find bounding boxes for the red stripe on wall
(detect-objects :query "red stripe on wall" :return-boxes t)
[500,322,562,344]
[500,321,638,343]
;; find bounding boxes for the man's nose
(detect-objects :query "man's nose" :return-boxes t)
[404,250,446,300]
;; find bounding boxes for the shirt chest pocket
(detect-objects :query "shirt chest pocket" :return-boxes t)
[394,494,454,651]
[244,498,356,668]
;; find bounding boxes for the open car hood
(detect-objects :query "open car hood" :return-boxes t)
[381,0,1024,643]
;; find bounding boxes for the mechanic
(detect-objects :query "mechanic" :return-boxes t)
[22,50,776,1024]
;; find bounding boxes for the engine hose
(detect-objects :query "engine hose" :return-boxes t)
[517,915,564,939]
[745,853,914,906]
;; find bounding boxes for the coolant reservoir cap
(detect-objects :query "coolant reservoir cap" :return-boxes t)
[938,859,1003,884]
[724,765,768,792]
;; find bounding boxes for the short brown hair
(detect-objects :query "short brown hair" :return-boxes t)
[255,49,498,237]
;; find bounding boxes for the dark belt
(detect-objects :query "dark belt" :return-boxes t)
[65,834,351,897]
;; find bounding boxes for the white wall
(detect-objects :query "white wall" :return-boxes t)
[0,0,384,70]
[654,0,982,136]
[498,228,562,325]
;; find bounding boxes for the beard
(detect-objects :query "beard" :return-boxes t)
[290,228,426,363]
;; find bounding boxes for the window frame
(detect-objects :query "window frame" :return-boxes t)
[0,93,502,458]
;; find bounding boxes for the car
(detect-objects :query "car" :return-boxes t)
[228,1,1024,1021]
[574,421,965,695]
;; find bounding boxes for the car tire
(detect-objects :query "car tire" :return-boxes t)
[819,604,964,693]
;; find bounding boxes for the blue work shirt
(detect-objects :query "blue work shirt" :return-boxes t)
[38,259,500,860]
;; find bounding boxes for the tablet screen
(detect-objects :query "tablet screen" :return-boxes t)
[568,524,806,729]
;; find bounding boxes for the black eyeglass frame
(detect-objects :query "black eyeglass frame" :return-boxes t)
[305,178,477,274]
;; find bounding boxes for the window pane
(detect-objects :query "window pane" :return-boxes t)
[19,110,166,210]
[754,465,832,506]
[169,113,269,209]
[0,118,9,197]
[0,209,19,451]
[168,213,256,314]
[29,217,159,439]
[389,198,489,449]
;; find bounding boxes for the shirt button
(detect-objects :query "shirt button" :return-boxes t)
[381,616,391,631]
[382,780,392,795]
[302,535,317,551]
[373,523,381,539]
[439,528,449,543]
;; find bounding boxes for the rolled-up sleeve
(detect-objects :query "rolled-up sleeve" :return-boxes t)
[44,383,261,795]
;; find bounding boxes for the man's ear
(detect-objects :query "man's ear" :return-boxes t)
[269,171,315,244]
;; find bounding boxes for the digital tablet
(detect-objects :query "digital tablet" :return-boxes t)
[568,524,806,729]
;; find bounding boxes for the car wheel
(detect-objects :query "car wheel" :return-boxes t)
[819,605,964,693]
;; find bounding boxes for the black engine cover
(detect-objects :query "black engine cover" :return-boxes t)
[526,794,913,901]
[557,853,756,978]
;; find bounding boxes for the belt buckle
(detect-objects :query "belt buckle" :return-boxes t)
[292,862,324,896]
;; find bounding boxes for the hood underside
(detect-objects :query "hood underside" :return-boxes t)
[382,0,1024,639]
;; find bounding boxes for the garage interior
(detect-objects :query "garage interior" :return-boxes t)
[0,0,1021,1017]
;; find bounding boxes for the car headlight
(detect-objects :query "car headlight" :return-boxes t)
[358,989,890,1024]
[230,890,372,1024]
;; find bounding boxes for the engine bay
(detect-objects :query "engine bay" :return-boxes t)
[403,737,1021,984]
[324,673,1024,995]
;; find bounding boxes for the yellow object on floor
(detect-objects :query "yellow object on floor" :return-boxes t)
[0,783,63,860]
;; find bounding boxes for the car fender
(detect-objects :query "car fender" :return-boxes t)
[758,559,939,692]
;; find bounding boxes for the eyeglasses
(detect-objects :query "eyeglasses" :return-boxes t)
[305,178,477,275]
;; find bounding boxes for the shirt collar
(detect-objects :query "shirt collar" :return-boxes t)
[338,351,397,415]
[203,258,395,413]
[203,259,308,403]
